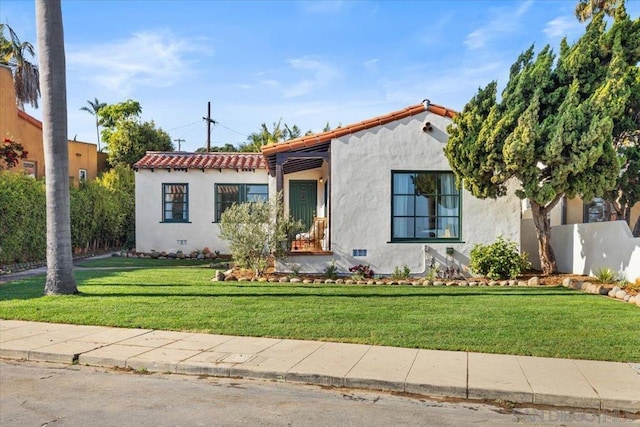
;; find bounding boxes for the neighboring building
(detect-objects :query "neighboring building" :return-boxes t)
[0,65,106,182]
[134,101,523,276]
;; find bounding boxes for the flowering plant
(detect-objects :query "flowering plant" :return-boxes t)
[348,264,374,280]
[1,137,28,169]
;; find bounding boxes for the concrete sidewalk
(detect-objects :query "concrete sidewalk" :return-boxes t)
[1,319,638,414]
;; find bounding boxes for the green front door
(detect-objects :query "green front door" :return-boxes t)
[289,180,317,230]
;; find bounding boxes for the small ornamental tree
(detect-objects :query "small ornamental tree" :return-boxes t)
[218,191,303,277]
[1,137,28,169]
[444,6,639,274]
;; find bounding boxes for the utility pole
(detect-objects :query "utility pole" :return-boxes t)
[203,101,217,152]
[173,138,185,152]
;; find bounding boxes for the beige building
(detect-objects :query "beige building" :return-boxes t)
[0,65,106,182]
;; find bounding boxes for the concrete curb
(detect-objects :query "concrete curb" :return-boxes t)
[1,319,638,414]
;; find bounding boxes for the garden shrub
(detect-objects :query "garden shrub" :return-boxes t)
[218,191,303,278]
[349,264,374,281]
[391,265,411,280]
[469,236,530,280]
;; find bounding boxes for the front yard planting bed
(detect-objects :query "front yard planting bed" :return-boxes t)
[0,262,638,362]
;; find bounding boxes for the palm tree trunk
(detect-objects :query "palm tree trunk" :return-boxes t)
[95,117,101,152]
[37,0,77,295]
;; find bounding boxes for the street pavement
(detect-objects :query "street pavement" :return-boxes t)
[1,319,638,414]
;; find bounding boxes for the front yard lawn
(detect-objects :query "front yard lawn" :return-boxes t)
[1,261,638,362]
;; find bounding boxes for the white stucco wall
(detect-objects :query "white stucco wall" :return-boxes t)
[550,221,640,281]
[135,168,269,254]
[282,111,522,276]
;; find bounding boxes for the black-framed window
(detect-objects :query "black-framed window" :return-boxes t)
[215,183,268,222]
[584,197,609,223]
[391,171,461,241]
[162,183,189,222]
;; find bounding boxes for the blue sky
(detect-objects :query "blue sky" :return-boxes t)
[3,0,639,152]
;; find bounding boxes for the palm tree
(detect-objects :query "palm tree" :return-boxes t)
[575,0,622,22]
[36,0,77,295]
[80,97,106,151]
[0,23,40,109]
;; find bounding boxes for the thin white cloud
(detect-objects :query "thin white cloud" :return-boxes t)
[67,31,212,96]
[543,16,582,39]
[363,58,379,70]
[300,1,345,14]
[464,0,534,50]
[283,57,341,98]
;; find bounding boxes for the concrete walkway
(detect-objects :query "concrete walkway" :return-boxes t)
[1,319,638,414]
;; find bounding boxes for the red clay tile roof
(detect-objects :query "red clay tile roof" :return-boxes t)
[134,152,266,170]
[261,101,457,156]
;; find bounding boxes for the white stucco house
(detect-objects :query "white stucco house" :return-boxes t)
[134,100,522,276]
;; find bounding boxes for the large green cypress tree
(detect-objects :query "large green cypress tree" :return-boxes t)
[445,5,639,274]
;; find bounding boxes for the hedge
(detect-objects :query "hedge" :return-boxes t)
[0,166,135,265]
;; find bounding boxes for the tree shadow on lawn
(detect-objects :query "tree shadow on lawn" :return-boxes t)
[75,289,587,299]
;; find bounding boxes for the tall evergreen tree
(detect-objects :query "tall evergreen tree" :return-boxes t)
[445,7,639,274]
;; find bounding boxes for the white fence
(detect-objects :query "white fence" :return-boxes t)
[522,220,640,282]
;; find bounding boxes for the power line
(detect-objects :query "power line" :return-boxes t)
[166,120,201,132]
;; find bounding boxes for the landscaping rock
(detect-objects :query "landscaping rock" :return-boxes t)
[302,279,312,284]
[168,252,177,259]
[615,290,627,300]
[608,286,621,297]
[324,279,334,284]
[376,280,386,285]
[624,295,631,302]
[215,270,225,281]
[314,279,323,284]
[599,286,610,295]
[224,274,237,281]
[487,281,497,287]
[508,280,517,286]
[629,296,636,304]
[517,281,528,286]
[459,281,469,287]
[290,278,302,283]
[422,280,432,286]
[335,279,344,284]
[528,277,540,286]
[369,280,377,285]
[446,281,457,287]
[345,279,354,285]
[279,277,290,283]
[258,277,268,282]
[636,296,640,307]
[562,277,572,287]
[196,254,205,260]
[499,281,508,286]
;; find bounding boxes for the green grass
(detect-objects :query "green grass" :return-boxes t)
[1,263,638,362]
[75,257,224,268]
